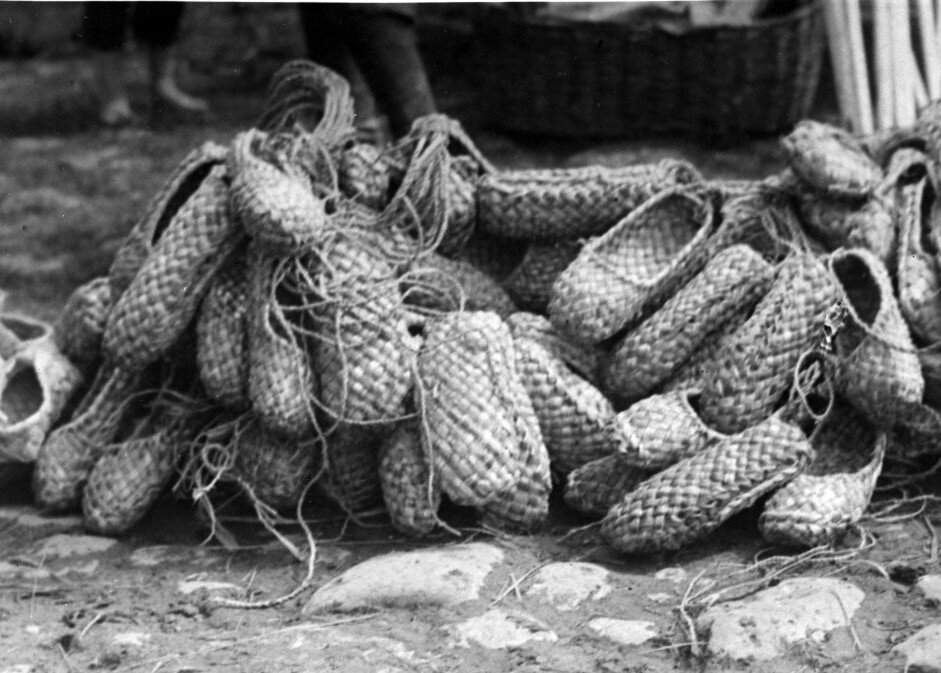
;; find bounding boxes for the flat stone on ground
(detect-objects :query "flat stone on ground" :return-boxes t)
[697,577,865,662]
[588,618,658,646]
[177,578,241,595]
[0,506,82,533]
[305,543,504,613]
[0,561,51,581]
[917,575,941,605]
[893,623,941,673]
[449,609,557,649]
[654,567,687,584]
[32,534,117,559]
[525,562,611,611]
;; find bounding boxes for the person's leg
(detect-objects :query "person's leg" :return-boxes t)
[346,4,436,138]
[131,1,209,114]
[81,2,134,125]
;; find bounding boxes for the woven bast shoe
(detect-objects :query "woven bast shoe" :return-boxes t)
[402,253,517,319]
[564,454,651,518]
[891,150,941,344]
[886,401,941,459]
[227,129,328,255]
[54,278,113,372]
[549,186,717,344]
[600,413,813,554]
[0,329,82,463]
[108,142,227,300]
[759,404,885,548]
[197,250,250,409]
[601,245,774,404]
[231,417,321,511]
[782,120,884,198]
[795,190,896,267]
[506,312,602,386]
[502,240,583,314]
[829,248,924,428]
[477,159,701,241]
[311,231,414,424]
[319,422,384,514]
[617,390,728,471]
[514,336,633,477]
[246,245,316,438]
[104,165,244,371]
[698,252,838,435]
[32,366,143,511]
[378,418,441,537]
[338,142,392,211]
[82,411,191,535]
[416,311,528,507]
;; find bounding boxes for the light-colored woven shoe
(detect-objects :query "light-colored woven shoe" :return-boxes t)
[82,411,190,535]
[829,248,924,427]
[227,129,328,255]
[602,245,774,404]
[502,240,582,313]
[246,245,316,438]
[402,253,517,319]
[416,311,530,507]
[549,186,717,344]
[378,418,440,537]
[319,422,383,514]
[891,150,941,344]
[311,231,414,424]
[54,278,113,371]
[759,405,885,547]
[104,165,244,371]
[698,252,838,434]
[231,418,321,511]
[108,142,227,300]
[478,159,701,241]
[0,331,82,463]
[617,390,727,471]
[506,312,602,386]
[795,190,896,267]
[339,142,392,211]
[564,454,651,518]
[600,414,813,554]
[32,366,142,511]
[197,251,250,409]
[514,336,633,476]
[782,120,883,198]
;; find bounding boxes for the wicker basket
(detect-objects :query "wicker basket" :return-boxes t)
[473,0,824,139]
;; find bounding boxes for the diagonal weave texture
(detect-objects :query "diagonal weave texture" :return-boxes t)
[759,404,885,547]
[601,414,813,554]
[887,401,941,459]
[829,248,923,428]
[108,142,227,300]
[782,120,883,198]
[82,413,189,535]
[698,252,838,434]
[564,454,651,518]
[378,418,440,537]
[437,154,479,257]
[339,142,392,211]
[795,190,895,266]
[514,336,632,477]
[319,422,384,514]
[416,311,527,507]
[506,312,602,385]
[618,391,728,471]
[246,245,316,438]
[54,277,112,370]
[548,186,716,344]
[477,160,701,241]
[231,417,321,511]
[104,165,243,371]
[312,231,414,424]
[32,366,142,511]
[228,129,328,255]
[197,249,250,409]
[402,253,517,319]
[502,240,583,313]
[601,244,774,404]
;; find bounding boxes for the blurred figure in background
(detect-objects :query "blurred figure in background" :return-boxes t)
[79,1,209,126]
[298,3,436,141]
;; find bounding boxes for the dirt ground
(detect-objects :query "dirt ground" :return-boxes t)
[1,5,940,672]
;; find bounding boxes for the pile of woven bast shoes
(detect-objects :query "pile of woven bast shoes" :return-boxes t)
[2,60,940,556]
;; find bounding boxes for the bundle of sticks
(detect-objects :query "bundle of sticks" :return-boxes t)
[824,0,941,132]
